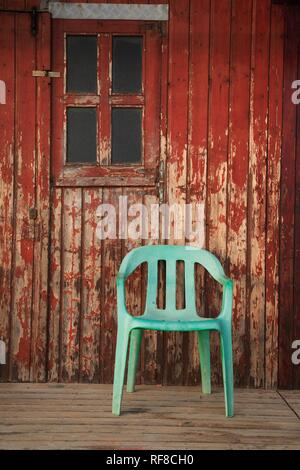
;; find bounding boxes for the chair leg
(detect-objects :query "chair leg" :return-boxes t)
[112,326,130,416]
[197,330,211,394]
[127,329,143,393]
[220,327,234,417]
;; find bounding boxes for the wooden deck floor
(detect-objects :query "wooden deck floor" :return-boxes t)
[0,384,299,450]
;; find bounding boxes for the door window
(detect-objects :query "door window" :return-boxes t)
[52,21,163,186]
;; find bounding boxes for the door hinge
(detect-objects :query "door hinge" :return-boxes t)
[32,70,60,78]
[139,22,166,37]
[31,7,38,37]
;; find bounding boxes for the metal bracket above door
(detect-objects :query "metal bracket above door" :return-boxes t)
[48,2,169,21]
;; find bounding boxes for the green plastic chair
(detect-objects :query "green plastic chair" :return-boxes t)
[112,245,234,417]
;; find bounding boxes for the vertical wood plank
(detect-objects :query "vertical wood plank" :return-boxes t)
[265,4,284,389]
[248,0,270,387]
[61,188,82,382]
[80,189,102,383]
[207,0,231,385]
[165,0,189,385]
[184,0,210,385]
[48,189,62,382]
[0,12,15,381]
[100,188,122,384]
[292,7,300,389]
[227,0,252,386]
[30,12,51,382]
[10,13,36,381]
[142,191,162,385]
[143,0,168,386]
[279,6,298,389]
[123,188,143,385]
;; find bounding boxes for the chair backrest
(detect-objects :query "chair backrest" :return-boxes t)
[119,245,226,320]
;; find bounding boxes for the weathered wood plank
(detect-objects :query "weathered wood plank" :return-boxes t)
[30,12,51,382]
[47,189,62,382]
[278,5,298,388]
[248,0,270,387]
[265,4,284,388]
[280,391,300,416]
[10,13,36,381]
[164,0,189,386]
[123,188,144,385]
[0,12,15,381]
[0,442,298,451]
[144,0,168,387]
[184,0,210,386]
[0,397,291,409]
[0,383,289,398]
[1,433,299,445]
[2,416,299,431]
[0,392,286,404]
[141,191,162,385]
[294,7,300,389]
[1,424,300,441]
[206,0,231,385]
[100,188,122,383]
[61,188,82,381]
[123,188,143,320]
[80,189,102,383]
[227,0,252,386]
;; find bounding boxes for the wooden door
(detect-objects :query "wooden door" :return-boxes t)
[48,19,166,383]
[0,11,51,381]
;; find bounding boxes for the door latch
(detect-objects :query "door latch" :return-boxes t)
[32,70,61,78]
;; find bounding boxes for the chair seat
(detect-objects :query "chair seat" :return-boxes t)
[130,313,221,332]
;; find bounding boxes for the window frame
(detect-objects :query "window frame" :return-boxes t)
[52,19,163,187]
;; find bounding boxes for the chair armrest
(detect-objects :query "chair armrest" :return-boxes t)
[117,252,142,280]
[116,274,132,319]
[116,248,145,319]
[218,277,233,321]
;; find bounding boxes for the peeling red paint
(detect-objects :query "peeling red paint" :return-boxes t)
[20,239,34,264]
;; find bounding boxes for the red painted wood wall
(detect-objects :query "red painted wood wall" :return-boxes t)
[0,0,299,388]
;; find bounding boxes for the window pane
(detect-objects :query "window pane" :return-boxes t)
[112,36,142,94]
[67,35,97,93]
[67,108,97,163]
[111,108,142,164]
